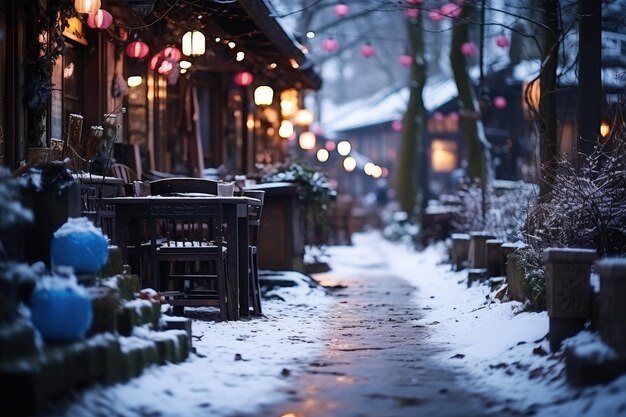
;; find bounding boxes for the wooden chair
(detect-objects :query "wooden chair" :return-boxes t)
[243,190,265,316]
[110,163,138,184]
[150,177,218,195]
[150,178,228,319]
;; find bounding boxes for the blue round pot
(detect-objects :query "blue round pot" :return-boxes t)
[30,286,92,342]
[51,228,108,274]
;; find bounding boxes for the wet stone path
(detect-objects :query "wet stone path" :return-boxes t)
[243,251,512,417]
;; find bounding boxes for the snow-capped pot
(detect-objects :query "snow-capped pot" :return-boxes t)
[30,274,92,342]
[50,217,108,274]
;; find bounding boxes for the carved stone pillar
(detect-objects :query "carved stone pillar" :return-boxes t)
[544,248,597,351]
[595,258,626,354]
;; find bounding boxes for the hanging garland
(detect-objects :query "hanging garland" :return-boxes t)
[23,0,76,147]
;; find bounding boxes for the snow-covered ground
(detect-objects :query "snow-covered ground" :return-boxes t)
[355,232,626,417]
[44,231,626,416]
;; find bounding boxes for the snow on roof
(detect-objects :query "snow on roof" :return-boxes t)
[512,59,626,88]
[322,76,458,134]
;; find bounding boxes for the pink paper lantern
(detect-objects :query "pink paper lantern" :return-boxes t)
[496,35,510,48]
[433,112,444,122]
[447,111,459,122]
[429,10,444,22]
[126,40,150,59]
[322,38,339,53]
[493,96,507,109]
[233,71,254,87]
[360,43,375,58]
[334,3,349,17]
[87,9,112,29]
[460,42,477,57]
[398,54,412,68]
[325,141,336,151]
[406,0,422,3]
[441,3,462,18]
[391,120,403,132]
[404,8,419,19]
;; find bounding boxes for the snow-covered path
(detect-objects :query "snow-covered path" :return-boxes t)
[40,231,626,417]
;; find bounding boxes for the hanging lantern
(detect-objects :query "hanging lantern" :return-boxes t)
[334,3,349,17]
[127,75,143,88]
[294,109,315,126]
[299,131,316,150]
[233,71,254,87]
[343,156,357,172]
[317,148,330,162]
[86,9,112,29]
[337,140,351,156]
[182,30,206,57]
[493,96,507,109]
[441,3,462,18]
[460,42,477,57]
[161,46,182,62]
[254,85,274,106]
[433,112,445,122]
[179,60,192,70]
[360,43,375,58]
[429,10,444,22]
[406,0,421,3]
[325,141,336,151]
[391,120,403,132]
[322,38,339,53]
[126,40,150,59]
[398,53,412,68]
[278,120,294,139]
[74,0,101,14]
[404,8,419,19]
[495,35,510,48]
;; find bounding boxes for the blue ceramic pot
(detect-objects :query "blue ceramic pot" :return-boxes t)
[30,284,92,342]
[50,218,108,274]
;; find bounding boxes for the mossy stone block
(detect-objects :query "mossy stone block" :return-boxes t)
[87,287,119,336]
[98,246,123,278]
[0,320,37,361]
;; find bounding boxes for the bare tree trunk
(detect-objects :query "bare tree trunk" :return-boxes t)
[538,0,561,197]
[450,3,490,183]
[397,13,427,219]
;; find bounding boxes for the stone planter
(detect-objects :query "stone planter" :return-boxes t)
[543,248,597,352]
[595,258,626,354]
[485,239,503,277]
[451,233,470,271]
[468,232,495,269]
[501,242,525,278]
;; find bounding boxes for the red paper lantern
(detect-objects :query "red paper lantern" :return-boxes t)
[360,43,375,58]
[391,120,403,132]
[322,38,339,53]
[429,10,444,22]
[441,3,462,18]
[404,8,419,19]
[493,96,507,109]
[233,71,254,87]
[495,35,510,48]
[334,3,349,17]
[398,54,412,68]
[161,46,182,62]
[460,42,477,57]
[149,46,182,71]
[86,9,112,29]
[126,40,149,59]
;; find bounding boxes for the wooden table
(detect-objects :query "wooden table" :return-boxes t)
[102,195,255,320]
